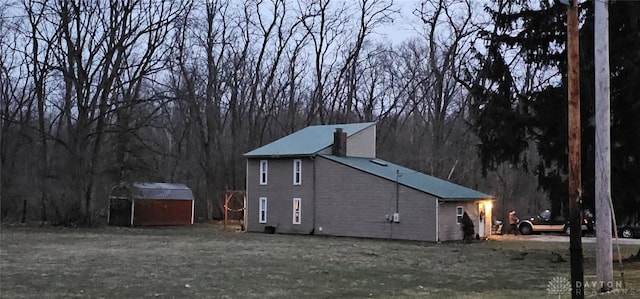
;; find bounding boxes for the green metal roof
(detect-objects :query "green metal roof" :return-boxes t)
[244,122,375,157]
[321,155,494,200]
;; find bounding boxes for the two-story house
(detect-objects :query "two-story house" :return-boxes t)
[244,122,494,242]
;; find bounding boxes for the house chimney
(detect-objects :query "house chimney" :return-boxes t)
[332,128,347,156]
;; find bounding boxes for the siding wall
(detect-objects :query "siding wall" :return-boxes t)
[437,201,480,242]
[132,199,193,226]
[245,147,488,241]
[314,156,438,241]
[345,125,376,158]
[246,157,315,234]
[317,125,376,158]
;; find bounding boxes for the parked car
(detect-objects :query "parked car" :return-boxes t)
[582,209,595,235]
[518,209,588,235]
[617,223,640,239]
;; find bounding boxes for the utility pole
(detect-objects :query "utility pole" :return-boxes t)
[595,0,613,292]
[566,0,584,298]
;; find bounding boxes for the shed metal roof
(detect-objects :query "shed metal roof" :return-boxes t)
[321,155,493,200]
[131,182,194,200]
[244,122,375,157]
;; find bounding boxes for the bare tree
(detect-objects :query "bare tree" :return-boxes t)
[390,0,481,178]
[1,5,38,221]
[0,0,547,225]
[2,0,189,224]
[329,0,395,123]
[300,0,348,124]
[24,0,56,225]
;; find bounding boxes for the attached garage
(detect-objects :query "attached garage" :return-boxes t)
[108,182,194,226]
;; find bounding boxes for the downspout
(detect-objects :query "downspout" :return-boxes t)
[311,155,317,233]
[245,159,249,231]
[435,200,440,242]
[395,170,399,213]
[392,170,400,239]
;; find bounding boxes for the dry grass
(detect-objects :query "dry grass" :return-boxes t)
[1,224,638,298]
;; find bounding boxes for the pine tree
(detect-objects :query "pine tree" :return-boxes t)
[470,0,640,221]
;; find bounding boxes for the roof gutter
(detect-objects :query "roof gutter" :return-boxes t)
[244,153,317,159]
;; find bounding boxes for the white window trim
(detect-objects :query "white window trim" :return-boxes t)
[259,197,267,223]
[292,198,301,224]
[259,160,268,185]
[293,159,302,185]
[456,206,464,224]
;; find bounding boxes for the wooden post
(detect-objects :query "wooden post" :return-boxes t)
[595,0,613,292]
[566,0,584,298]
[224,193,229,230]
[242,193,247,231]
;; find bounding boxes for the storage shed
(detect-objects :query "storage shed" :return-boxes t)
[108,182,194,226]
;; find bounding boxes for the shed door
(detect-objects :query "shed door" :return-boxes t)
[108,198,133,226]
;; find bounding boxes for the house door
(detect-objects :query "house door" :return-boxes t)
[478,203,486,238]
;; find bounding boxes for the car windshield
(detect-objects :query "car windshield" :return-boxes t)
[540,210,551,220]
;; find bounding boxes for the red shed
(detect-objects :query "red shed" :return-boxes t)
[108,182,194,226]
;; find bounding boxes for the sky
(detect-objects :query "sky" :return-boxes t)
[373,0,418,44]
[371,0,493,46]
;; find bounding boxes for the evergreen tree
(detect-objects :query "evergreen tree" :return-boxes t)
[470,0,640,221]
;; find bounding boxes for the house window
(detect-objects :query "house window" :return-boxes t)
[456,206,464,223]
[293,159,302,185]
[259,197,267,223]
[259,160,268,185]
[292,198,301,224]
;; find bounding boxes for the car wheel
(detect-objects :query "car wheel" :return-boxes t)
[519,223,532,235]
[621,227,634,239]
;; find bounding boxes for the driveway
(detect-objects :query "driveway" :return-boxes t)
[489,234,640,245]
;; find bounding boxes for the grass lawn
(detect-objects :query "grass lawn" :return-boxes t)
[1,224,638,298]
